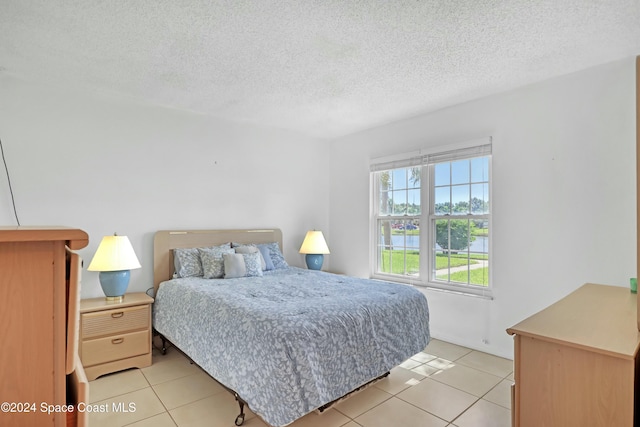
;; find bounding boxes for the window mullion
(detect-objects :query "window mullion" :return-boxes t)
[421,164,430,284]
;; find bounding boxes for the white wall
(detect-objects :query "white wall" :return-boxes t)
[0,75,330,299]
[329,57,637,358]
[1,57,636,359]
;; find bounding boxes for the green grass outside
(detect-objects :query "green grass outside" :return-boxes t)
[380,249,488,286]
[472,228,488,237]
[437,267,489,287]
[380,249,483,270]
[380,250,420,274]
[391,229,420,236]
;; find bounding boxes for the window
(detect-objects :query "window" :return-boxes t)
[371,139,491,296]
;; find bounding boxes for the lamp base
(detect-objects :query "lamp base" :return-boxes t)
[305,254,324,270]
[99,270,131,300]
[105,295,125,302]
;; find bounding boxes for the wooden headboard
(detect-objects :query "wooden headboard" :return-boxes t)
[153,228,283,294]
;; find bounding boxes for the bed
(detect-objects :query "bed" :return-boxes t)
[152,229,430,427]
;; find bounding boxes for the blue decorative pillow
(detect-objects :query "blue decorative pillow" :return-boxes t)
[257,242,288,270]
[256,245,275,270]
[223,252,263,278]
[198,246,235,279]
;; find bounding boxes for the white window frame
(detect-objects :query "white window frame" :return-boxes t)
[370,138,492,298]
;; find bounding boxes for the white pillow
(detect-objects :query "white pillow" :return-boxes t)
[223,252,263,278]
[234,244,267,270]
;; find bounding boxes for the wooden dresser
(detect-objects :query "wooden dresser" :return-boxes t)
[0,227,89,427]
[507,283,640,427]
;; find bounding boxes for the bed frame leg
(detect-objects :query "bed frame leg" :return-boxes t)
[152,329,169,355]
[234,393,246,426]
[160,336,167,355]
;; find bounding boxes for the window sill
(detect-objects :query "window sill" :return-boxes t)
[421,284,493,300]
[370,273,493,300]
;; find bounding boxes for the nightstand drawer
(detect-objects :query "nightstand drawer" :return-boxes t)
[81,330,150,367]
[82,305,149,338]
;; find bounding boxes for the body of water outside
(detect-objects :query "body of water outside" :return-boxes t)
[388,234,488,253]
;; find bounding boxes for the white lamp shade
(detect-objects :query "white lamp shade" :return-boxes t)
[299,231,330,254]
[88,235,141,272]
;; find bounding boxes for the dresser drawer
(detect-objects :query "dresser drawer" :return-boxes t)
[81,305,149,338]
[81,330,150,367]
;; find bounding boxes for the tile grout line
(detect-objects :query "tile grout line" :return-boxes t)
[392,357,512,425]
[96,342,512,427]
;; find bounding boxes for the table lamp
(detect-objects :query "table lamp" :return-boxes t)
[88,233,141,302]
[299,230,330,270]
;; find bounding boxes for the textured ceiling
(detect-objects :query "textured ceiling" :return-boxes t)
[1,1,640,139]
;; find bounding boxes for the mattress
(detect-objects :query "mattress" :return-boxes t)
[153,267,430,426]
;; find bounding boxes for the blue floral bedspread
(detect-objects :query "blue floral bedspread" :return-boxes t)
[153,267,430,426]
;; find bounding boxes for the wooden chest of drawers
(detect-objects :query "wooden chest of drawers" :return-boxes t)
[0,227,89,426]
[507,284,640,426]
[80,293,154,381]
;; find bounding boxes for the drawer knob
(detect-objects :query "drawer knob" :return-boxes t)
[111,312,124,318]
[111,338,124,345]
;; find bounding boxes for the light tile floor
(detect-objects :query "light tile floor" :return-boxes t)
[88,339,513,427]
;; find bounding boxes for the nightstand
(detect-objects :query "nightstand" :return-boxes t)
[80,292,154,381]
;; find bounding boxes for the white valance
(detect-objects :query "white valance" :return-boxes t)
[370,137,492,172]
